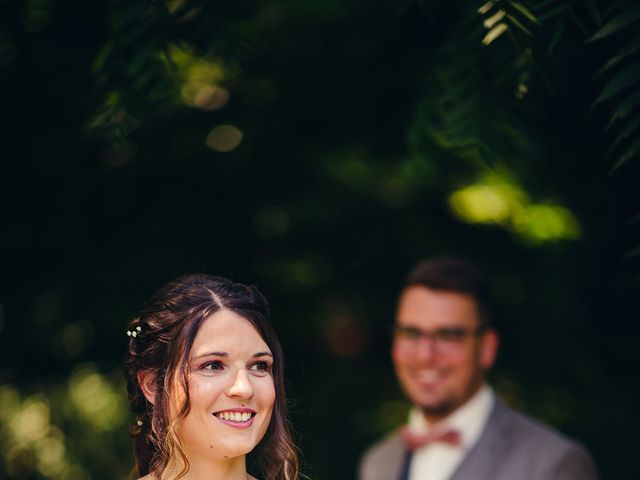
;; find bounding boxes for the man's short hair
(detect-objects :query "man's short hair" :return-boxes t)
[403,257,494,328]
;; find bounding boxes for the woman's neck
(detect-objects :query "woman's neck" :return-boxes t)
[161,454,250,480]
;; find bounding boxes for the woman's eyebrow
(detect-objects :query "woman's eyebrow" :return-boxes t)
[253,352,273,358]
[192,351,228,360]
[191,351,273,360]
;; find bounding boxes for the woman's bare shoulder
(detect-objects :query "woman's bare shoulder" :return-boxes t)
[135,473,257,480]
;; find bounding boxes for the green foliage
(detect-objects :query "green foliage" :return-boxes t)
[478,0,540,43]
[413,1,538,166]
[0,367,129,480]
[589,3,640,173]
[477,1,640,177]
[409,1,589,245]
[410,0,639,250]
[88,2,182,145]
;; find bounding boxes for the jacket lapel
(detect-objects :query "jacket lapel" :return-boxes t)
[449,400,514,480]
[366,431,409,480]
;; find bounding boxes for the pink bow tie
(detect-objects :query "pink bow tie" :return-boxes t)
[401,427,462,450]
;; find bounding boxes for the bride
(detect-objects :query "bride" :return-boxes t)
[124,274,299,480]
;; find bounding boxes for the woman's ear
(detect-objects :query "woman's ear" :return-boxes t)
[137,370,157,405]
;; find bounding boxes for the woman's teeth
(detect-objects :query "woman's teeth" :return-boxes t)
[217,411,252,422]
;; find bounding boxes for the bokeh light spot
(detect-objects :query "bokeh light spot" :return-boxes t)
[25,0,51,32]
[68,365,126,432]
[448,173,581,244]
[374,400,409,434]
[6,446,35,478]
[60,322,94,357]
[514,204,581,243]
[292,256,332,287]
[0,385,20,420]
[254,254,333,291]
[34,435,66,476]
[164,43,227,111]
[32,289,63,326]
[192,85,229,111]
[103,141,136,168]
[449,177,525,225]
[9,397,50,442]
[324,314,371,358]
[253,206,290,237]
[206,125,243,152]
[450,185,512,224]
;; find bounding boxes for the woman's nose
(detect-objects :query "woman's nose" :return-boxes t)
[226,369,254,399]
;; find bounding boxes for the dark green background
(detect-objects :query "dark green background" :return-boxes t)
[1,1,638,479]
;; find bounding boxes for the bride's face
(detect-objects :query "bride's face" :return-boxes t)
[174,309,276,460]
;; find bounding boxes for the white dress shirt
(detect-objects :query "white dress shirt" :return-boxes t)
[407,385,494,480]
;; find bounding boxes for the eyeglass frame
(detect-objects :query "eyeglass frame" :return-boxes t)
[391,323,488,355]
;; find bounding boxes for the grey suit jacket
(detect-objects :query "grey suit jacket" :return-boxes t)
[359,400,597,480]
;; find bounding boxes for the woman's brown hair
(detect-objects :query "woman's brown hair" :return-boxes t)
[125,274,299,480]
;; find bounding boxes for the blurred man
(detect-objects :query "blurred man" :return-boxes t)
[359,257,597,480]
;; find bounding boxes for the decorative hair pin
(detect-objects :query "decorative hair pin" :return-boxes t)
[136,419,143,426]
[127,326,142,338]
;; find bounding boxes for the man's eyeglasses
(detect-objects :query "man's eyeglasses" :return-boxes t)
[392,325,485,354]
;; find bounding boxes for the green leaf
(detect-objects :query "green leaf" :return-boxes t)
[603,0,626,18]
[484,9,506,29]
[569,11,589,37]
[623,244,640,259]
[482,23,509,45]
[119,23,149,49]
[508,1,541,25]
[608,91,640,126]
[596,36,640,77]
[626,213,640,225]
[538,3,570,23]
[588,6,640,42]
[610,136,640,173]
[92,42,113,73]
[585,0,603,27]
[533,0,563,10]
[547,18,565,56]
[609,115,640,152]
[506,13,533,36]
[592,63,640,106]
[478,1,496,16]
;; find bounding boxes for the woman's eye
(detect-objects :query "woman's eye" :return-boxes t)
[249,361,271,373]
[202,361,224,372]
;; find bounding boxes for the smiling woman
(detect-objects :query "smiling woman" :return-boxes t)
[124,275,299,480]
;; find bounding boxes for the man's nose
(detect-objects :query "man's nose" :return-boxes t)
[414,335,438,361]
[226,369,254,399]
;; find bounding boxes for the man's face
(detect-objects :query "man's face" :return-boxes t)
[392,286,497,423]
